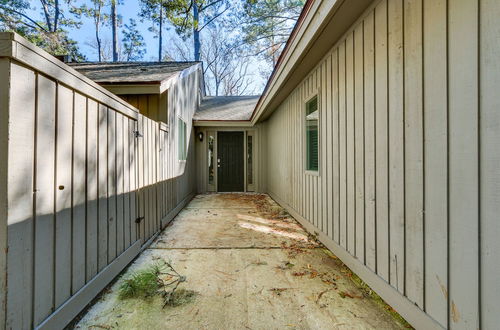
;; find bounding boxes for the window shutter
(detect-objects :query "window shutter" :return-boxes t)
[305,96,319,171]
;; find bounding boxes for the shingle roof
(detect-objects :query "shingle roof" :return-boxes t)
[194,96,261,121]
[68,61,199,84]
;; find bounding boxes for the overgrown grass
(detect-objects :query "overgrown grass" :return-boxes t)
[118,263,165,299]
[118,260,198,308]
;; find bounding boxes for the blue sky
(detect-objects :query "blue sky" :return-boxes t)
[24,0,268,94]
[69,0,184,62]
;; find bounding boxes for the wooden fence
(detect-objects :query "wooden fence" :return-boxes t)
[0,33,196,330]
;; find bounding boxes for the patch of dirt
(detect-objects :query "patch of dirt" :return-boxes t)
[164,288,199,307]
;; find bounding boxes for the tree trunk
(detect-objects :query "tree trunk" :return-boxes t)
[111,0,118,62]
[40,0,53,32]
[53,0,59,31]
[96,28,102,62]
[193,0,200,61]
[158,1,163,61]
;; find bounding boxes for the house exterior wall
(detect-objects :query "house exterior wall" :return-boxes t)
[0,33,200,329]
[120,93,168,123]
[195,124,267,193]
[264,0,500,329]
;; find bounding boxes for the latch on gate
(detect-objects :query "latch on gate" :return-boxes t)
[134,130,143,138]
[135,216,145,224]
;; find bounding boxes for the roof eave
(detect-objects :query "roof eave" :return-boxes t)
[251,0,375,125]
[95,62,203,95]
[193,120,254,127]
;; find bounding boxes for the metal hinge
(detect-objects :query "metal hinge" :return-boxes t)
[135,216,145,224]
[134,130,143,138]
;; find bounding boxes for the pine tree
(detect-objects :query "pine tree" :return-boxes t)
[165,0,229,62]
[238,0,304,77]
[122,18,146,61]
[0,0,85,60]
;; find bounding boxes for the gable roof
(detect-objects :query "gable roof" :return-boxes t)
[68,61,199,85]
[194,96,260,123]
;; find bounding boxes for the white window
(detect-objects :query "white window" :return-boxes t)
[178,118,187,161]
[305,96,319,172]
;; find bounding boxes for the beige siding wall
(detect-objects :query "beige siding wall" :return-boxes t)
[121,93,168,123]
[0,58,9,329]
[265,0,500,329]
[0,34,199,329]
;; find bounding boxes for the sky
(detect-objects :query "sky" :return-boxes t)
[25,0,269,94]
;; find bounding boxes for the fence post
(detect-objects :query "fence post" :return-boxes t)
[0,55,11,330]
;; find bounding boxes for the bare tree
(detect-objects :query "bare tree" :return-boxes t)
[171,26,254,96]
[85,37,119,61]
[74,0,109,62]
[222,59,252,96]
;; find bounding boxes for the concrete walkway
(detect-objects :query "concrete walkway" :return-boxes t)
[75,194,408,330]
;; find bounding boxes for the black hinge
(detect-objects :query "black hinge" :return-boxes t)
[134,130,143,138]
[135,216,145,224]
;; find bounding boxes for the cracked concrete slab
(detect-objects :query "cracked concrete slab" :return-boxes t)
[74,193,409,330]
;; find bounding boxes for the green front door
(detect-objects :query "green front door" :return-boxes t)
[217,131,244,192]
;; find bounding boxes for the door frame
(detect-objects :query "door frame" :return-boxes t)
[205,129,252,193]
[216,130,246,192]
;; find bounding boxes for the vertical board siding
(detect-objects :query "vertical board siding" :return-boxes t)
[423,0,448,325]
[3,58,200,329]
[354,24,365,263]
[107,110,117,262]
[86,99,99,282]
[116,114,124,256]
[129,119,137,243]
[33,74,56,325]
[332,49,340,245]
[448,0,479,328]
[0,59,8,329]
[480,1,500,329]
[265,0,496,328]
[403,0,424,308]
[338,41,347,250]
[6,63,35,330]
[72,92,87,294]
[346,33,355,255]
[363,11,376,272]
[374,0,390,282]
[123,117,131,249]
[387,0,405,293]
[55,84,73,308]
[97,104,109,272]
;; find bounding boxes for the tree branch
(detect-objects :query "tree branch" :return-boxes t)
[199,6,228,32]
[200,0,225,12]
[0,5,50,32]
